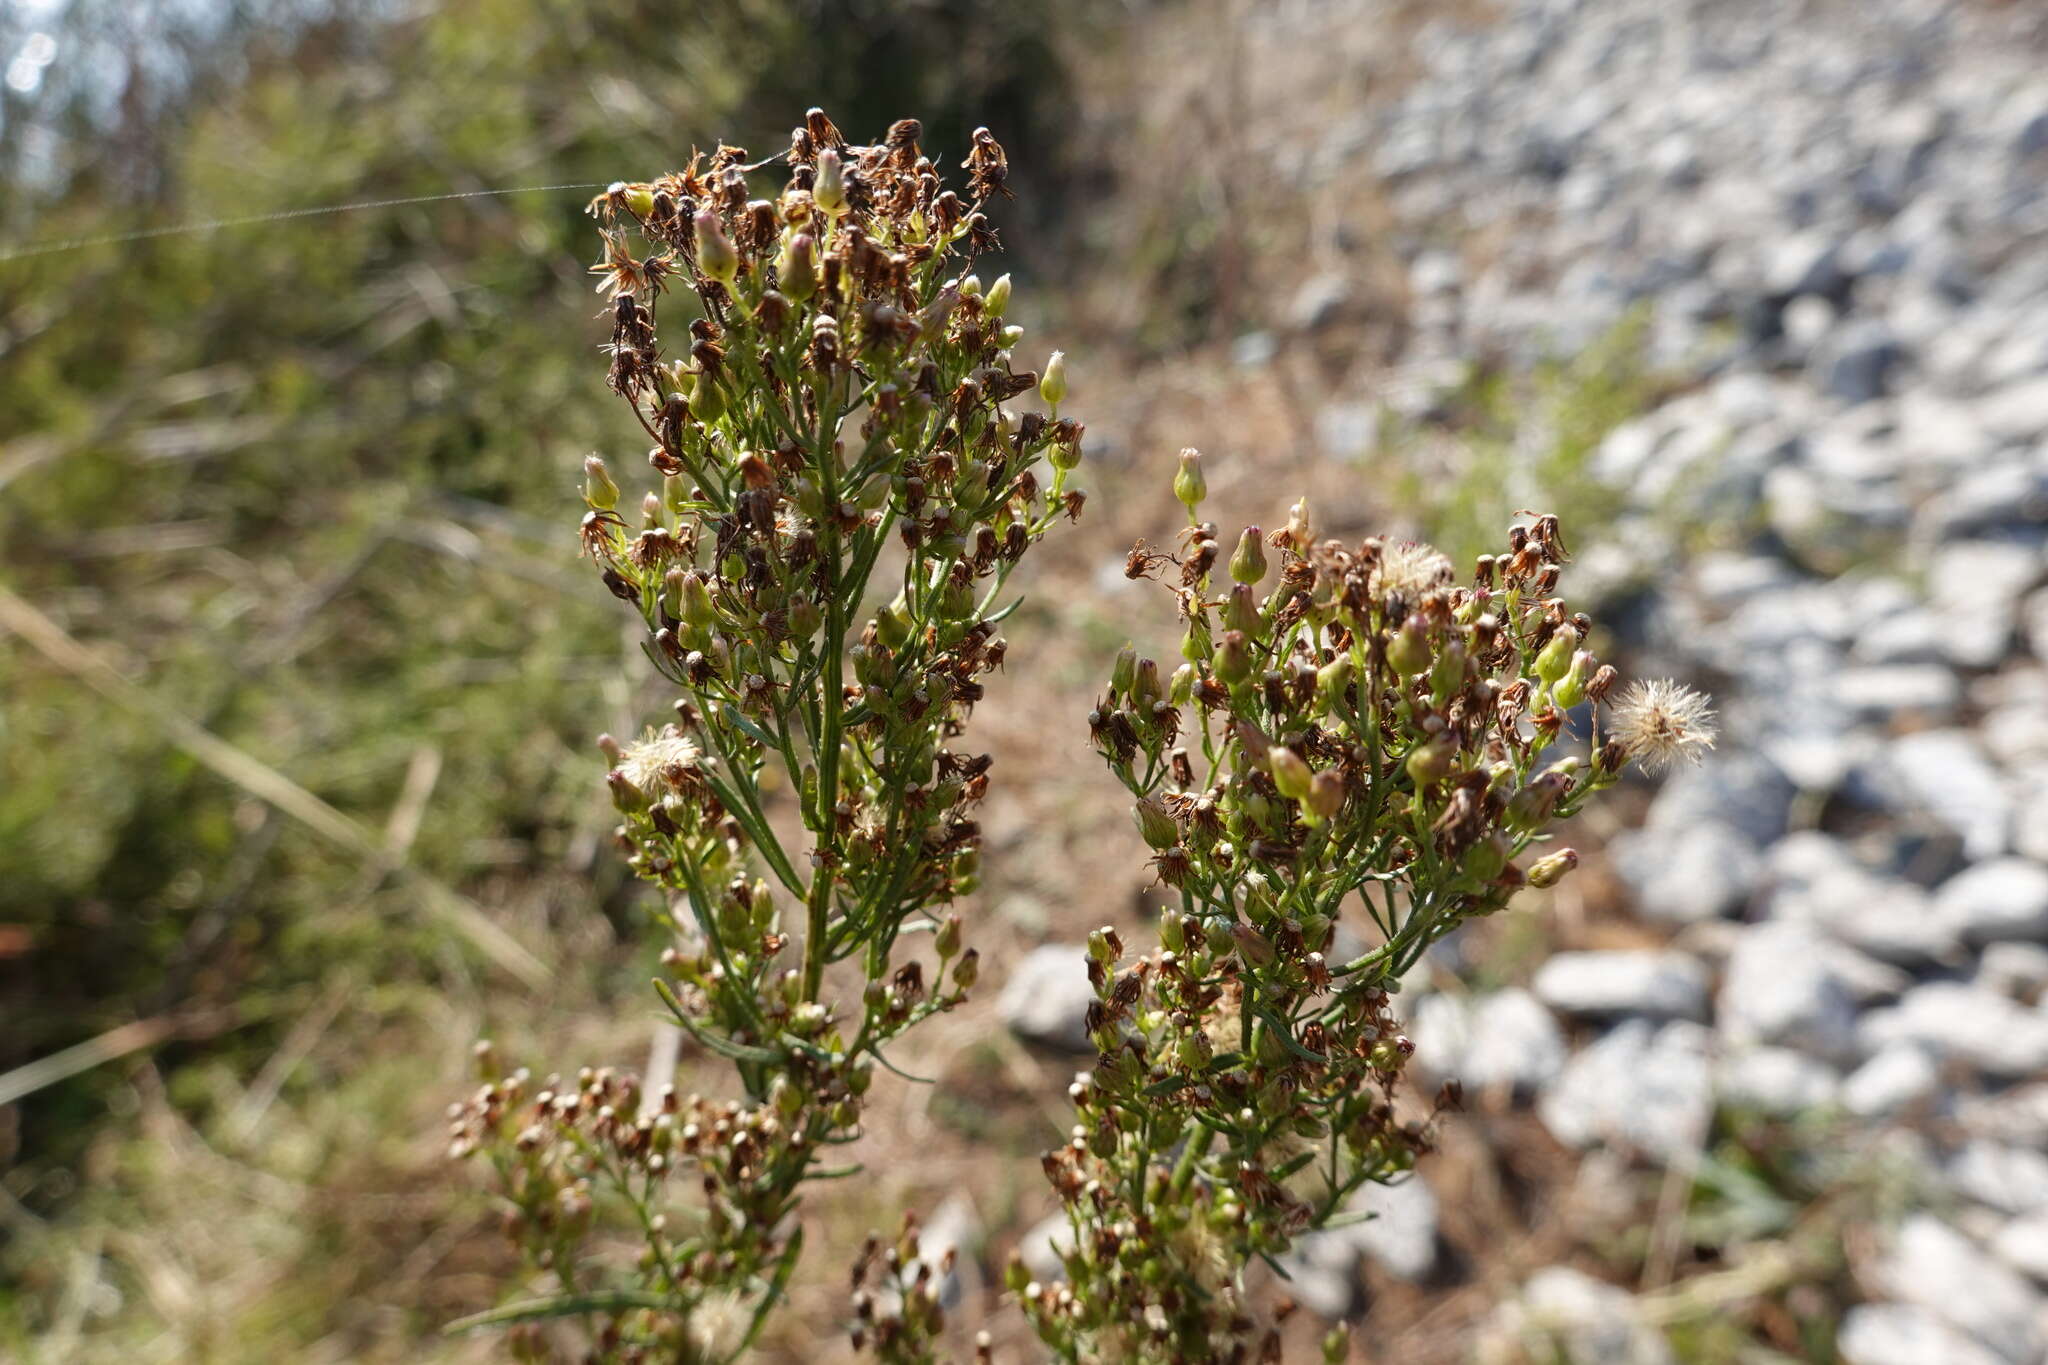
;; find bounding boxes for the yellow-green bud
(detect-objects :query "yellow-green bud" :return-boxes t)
[1315,654,1355,715]
[1230,526,1268,584]
[1215,630,1253,685]
[1170,663,1197,706]
[1039,350,1068,408]
[1160,909,1187,954]
[787,596,823,640]
[1430,638,1468,698]
[1111,646,1137,695]
[875,603,913,650]
[814,148,848,215]
[1387,614,1431,675]
[1528,847,1579,888]
[1173,448,1207,512]
[985,273,1013,318]
[1463,831,1510,881]
[679,572,716,629]
[934,913,962,961]
[614,181,655,219]
[583,454,619,510]
[1134,797,1179,850]
[1554,649,1594,709]
[690,373,727,422]
[1269,746,1313,801]
[951,947,980,990]
[1534,624,1579,684]
[775,232,818,302]
[1405,735,1456,785]
[693,208,738,284]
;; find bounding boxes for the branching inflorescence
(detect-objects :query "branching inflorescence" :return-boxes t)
[1014,455,1713,1361]
[448,110,1084,1361]
[445,105,1716,1365]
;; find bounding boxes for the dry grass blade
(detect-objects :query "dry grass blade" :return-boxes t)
[0,585,548,988]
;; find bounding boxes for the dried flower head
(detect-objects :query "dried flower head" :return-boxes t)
[1610,678,1718,773]
[1372,539,1454,599]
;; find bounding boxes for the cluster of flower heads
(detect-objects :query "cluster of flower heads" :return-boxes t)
[846,1214,997,1365]
[1025,457,1714,1360]
[455,110,1085,1362]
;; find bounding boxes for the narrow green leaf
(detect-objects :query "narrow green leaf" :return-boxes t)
[445,1290,676,1334]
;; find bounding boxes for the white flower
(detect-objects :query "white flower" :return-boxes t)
[686,1288,752,1360]
[1609,678,1717,773]
[616,725,709,797]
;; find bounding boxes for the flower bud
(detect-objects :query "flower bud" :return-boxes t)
[788,596,823,640]
[693,208,738,284]
[607,769,648,814]
[1306,770,1346,820]
[1110,644,1138,696]
[775,232,818,302]
[985,273,1013,318]
[1534,624,1579,684]
[1553,649,1595,709]
[1527,848,1579,888]
[1284,498,1313,549]
[1160,909,1187,954]
[1214,630,1253,685]
[1463,831,1510,881]
[1048,426,1082,471]
[1268,746,1313,801]
[617,182,655,219]
[1169,663,1197,707]
[1087,925,1118,965]
[1230,527,1268,584]
[1405,735,1455,785]
[814,148,848,215]
[1133,797,1179,850]
[1217,585,1258,640]
[1314,654,1355,715]
[1132,657,1164,709]
[875,603,913,650]
[1429,638,1468,698]
[679,573,716,629]
[687,396,732,451]
[1039,350,1068,409]
[951,948,980,990]
[1173,448,1206,512]
[1387,614,1431,676]
[583,455,619,510]
[933,913,962,961]
[1230,923,1277,969]
[662,569,687,620]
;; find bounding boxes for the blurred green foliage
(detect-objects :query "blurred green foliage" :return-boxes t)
[1371,309,1669,572]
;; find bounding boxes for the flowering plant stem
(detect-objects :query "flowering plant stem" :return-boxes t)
[451,109,1087,1361]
